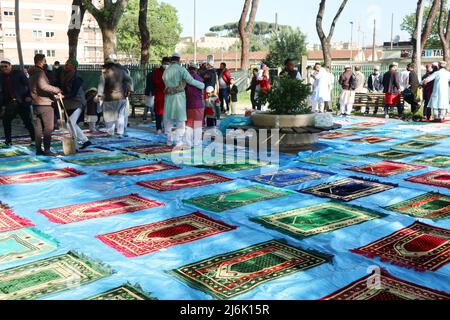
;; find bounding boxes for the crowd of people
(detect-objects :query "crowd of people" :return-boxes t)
[1,52,450,156]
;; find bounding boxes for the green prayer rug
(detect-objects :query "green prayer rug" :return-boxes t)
[194,162,266,172]
[340,128,370,133]
[87,284,155,300]
[385,193,450,220]
[393,141,438,150]
[184,185,292,212]
[364,149,421,160]
[0,150,28,159]
[298,153,362,166]
[64,153,138,166]
[0,158,46,171]
[0,228,58,265]
[414,134,449,141]
[0,252,112,300]
[251,202,385,239]
[415,155,450,168]
[169,240,331,299]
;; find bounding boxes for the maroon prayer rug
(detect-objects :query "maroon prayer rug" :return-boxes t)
[319,132,354,139]
[0,168,85,185]
[38,194,164,224]
[0,204,34,232]
[119,145,174,155]
[137,172,233,191]
[97,212,237,257]
[102,162,180,176]
[352,221,450,271]
[321,269,450,300]
[347,161,426,177]
[350,136,394,144]
[405,170,450,190]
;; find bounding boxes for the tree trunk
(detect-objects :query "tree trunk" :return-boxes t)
[100,24,118,60]
[412,0,440,64]
[139,0,150,64]
[68,0,86,59]
[238,0,259,70]
[438,0,450,64]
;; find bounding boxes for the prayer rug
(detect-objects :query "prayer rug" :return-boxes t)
[0,158,46,171]
[300,178,395,202]
[340,128,371,133]
[194,162,265,172]
[91,137,146,145]
[38,194,164,224]
[347,161,425,177]
[137,172,233,192]
[251,202,384,239]
[415,155,450,168]
[0,205,34,232]
[321,269,450,300]
[0,251,112,300]
[298,153,363,166]
[353,122,384,127]
[102,162,180,176]
[118,145,174,156]
[87,284,155,300]
[0,228,58,265]
[77,147,112,154]
[364,149,421,160]
[385,193,450,221]
[414,134,449,141]
[97,212,237,257]
[0,168,85,185]
[352,221,450,271]
[63,153,138,166]
[319,132,354,139]
[184,185,292,213]
[168,240,331,300]
[244,168,332,187]
[393,141,438,150]
[350,136,394,144]
[0,150,28,158]
[406,170,450,190]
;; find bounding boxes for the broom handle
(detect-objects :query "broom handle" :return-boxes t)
[57,98,77,139]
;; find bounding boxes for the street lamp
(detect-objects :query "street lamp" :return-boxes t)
[193,0,197,64]
[350,21,354,62]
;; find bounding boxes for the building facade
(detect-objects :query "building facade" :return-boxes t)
[0,0,103,65]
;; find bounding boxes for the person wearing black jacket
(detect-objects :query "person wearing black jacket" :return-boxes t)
[0,58,35,146]
[403,63,420,115]
[246,68,258,109]
[382,63,402,119]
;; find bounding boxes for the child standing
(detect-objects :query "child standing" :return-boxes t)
[85,88,99,132]
[205,86,221,128]
[230,78,239,115]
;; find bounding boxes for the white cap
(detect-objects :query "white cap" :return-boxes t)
[206,86,215,93]
[172,52,181,59]
[392,62,399,66]
[344,65,351,69]
[439,61,448,68]
[374,65,380,70]
[1,58,12,64]
[105,58,115,64]
[108,54,118,61]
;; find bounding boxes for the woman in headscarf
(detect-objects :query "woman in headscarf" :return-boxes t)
[185,64,205,148]
[59,58,91,149]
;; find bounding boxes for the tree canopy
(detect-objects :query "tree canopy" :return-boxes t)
[117,0,182,63]
[210,21,293,37]
[401,3,448,49]
[263,28,307,68]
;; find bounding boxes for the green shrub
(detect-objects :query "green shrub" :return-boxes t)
[258,76,311,115]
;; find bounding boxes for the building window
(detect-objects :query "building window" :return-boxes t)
[44,10,54,20]
[34,50,44,55]
[5,29,16,37]
[33,30,43,38]
[45,31,55,38]
[46,50,55,57]
[3,9,15,16]
[32,9,41,20]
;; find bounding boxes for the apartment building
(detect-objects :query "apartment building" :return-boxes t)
[0,0,103,65]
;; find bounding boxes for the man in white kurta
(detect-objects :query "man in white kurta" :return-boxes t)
[423,61,450,121]
[311,64,331,113]
[163,53,205,146]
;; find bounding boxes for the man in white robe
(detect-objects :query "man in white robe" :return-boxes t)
[311,63,331,113]
[423,61,450,122]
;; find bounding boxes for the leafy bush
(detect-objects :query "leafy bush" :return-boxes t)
[258,76,311,115]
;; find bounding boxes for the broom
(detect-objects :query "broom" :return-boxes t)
[57,98,77,156]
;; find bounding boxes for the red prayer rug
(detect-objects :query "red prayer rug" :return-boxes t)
[102,162,180,176]
[353,122,384,127]
[38,194,164,224]
[350,136,394,144]
[0,204,34,232]
[0,168,85,185]
[352,221,450,271]
[319,132,355,139]
[406,170,450,190]
[97,212,237,257]
[347,161,426,177]
[321,269,450,300]
[137,172,233,192]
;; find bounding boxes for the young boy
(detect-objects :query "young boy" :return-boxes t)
[230,78,239,115]
[85,88,99,132]
[205,86,221,128]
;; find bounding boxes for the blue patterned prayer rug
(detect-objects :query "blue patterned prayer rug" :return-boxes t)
[244,168,333,187]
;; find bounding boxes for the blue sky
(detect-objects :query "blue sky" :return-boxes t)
[166,0,419,45]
